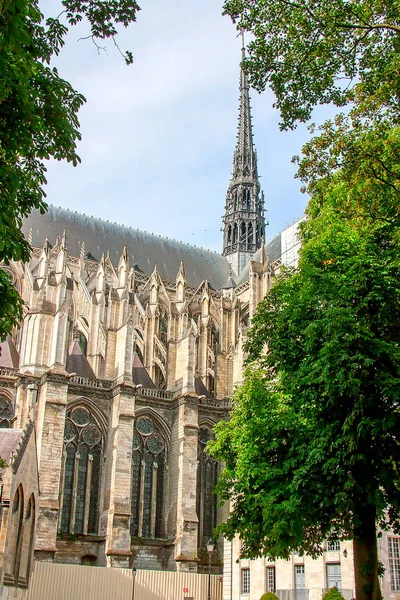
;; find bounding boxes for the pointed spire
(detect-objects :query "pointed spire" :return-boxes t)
[61,230,67,250]
[177,260,186,281]
[232,36,258,184]
[222,38,266,276]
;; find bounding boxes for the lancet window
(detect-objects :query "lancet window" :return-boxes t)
[196,426,218,548]
[60,405,104,535]
[131,415,167,539]
[0,396,13,428]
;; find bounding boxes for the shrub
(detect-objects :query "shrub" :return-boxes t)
[260,593,279,600]
[322,587,346,600]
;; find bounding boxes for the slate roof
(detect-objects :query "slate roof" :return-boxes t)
[0,337,20,369]
[132,353,155,388]
[23,205,232,290]
[66,341,96,379]
[0,429,24,463]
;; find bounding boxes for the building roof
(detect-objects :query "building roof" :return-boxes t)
[0,429,24,463]
[0,337,20,369]
[132,353,155,388]
[23,205,232,289]
[66,341,96,379]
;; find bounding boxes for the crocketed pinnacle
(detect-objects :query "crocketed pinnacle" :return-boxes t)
[232,41,258,184]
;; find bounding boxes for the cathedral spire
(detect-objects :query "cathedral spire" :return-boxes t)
[222,39,266,276]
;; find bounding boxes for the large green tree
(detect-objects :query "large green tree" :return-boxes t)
[209,113,400,600]
[224,0,400,129]
[0,0,140,340]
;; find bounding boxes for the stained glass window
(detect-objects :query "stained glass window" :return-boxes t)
[130,416,167,539]
[60,406,104,535]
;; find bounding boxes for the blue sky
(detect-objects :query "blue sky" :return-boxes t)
[39,0,327,253]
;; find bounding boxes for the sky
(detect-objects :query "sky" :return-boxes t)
[39,0,325,254]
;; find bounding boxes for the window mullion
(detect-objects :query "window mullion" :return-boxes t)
[69,451,80,533]
[83,454,93,535]
[58,448,67,531]
[150,461,158,538]
[138,459,146,537]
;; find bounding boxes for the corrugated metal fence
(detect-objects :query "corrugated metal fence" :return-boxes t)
[25,562,222,600]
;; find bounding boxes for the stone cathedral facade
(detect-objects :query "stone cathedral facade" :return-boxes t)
[0,51,285,578]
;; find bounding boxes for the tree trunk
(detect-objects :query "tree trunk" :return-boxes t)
[353,504,382,600]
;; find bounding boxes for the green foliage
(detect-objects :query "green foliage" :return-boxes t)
[223,0,400,129]
[322,588,345,600]
[0,0,140,340]
[260,592,279,600]
[209,109,400,600]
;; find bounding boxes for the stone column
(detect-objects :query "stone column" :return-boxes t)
[34,371,68,561]
[104,383,135,568]
[174,394,199,572]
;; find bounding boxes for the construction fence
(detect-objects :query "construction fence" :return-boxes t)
[22,562,222,600]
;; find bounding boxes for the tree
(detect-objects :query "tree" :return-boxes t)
[0,0,140,340]
[223,0,400,129]
[209,113,400,600]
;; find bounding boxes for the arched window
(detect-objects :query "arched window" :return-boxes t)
[196,427,218,549]
[248,222,254,246]
[79,333,88,356]
[233,223,238,244]
[227,225,232,245]
[3,484,24,586]
[60,405,104,535]
[131,415,167,539]
[18,494,36,585]
[160,315,168,344]
[206,373,215,396]
[0,396,13,428]
[240,221,247,245]
[153,364,166,390]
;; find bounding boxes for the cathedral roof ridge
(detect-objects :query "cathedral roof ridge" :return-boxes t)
[24,205,231,289]
[50,204,220,255]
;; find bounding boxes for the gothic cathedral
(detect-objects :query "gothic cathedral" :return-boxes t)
[0,48,281,575]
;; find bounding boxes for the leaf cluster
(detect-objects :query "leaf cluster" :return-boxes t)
[260,593,280,600]
[210,114,400,559]
[223,0,400,129]
[322,588,346,600]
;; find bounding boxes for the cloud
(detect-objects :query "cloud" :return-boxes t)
[39,0,315,254]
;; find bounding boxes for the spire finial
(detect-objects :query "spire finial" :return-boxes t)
[80,241,85,261]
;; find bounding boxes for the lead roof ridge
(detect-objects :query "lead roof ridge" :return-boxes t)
[50,205,223,257]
